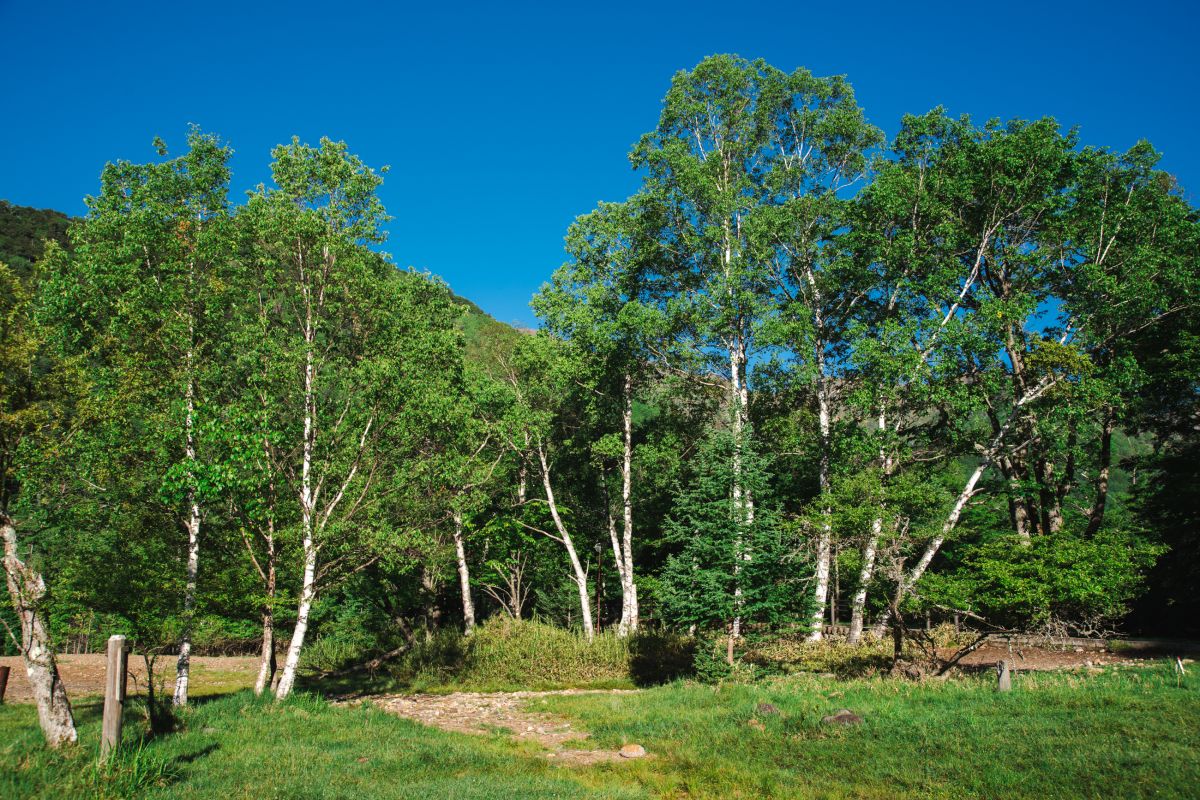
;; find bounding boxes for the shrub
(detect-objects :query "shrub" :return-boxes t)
[923,528,1164,633]
[745,632,895,677]
[380,618,698,690]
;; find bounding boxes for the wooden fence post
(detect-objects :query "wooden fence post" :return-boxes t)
[0,665,9,704]
[996,659,1012,692]
[100,634,128,761]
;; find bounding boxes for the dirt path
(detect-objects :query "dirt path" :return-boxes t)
[346,690,644,766]
[0,654,259,704]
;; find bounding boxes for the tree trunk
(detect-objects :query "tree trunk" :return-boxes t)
[537,444,593,641]
[1085,409,1115,537]
[253,521,277,696]
[728,334,752,642]
[618,373,638,635]
[848,515,880,644]
[276,330,317,701]
[173,372,201,707]
[275,532,315,700]
[452,510,475,635]
[2,514,77,746]
[173,503,200,706]
[851,409,890,644]
[871,434,998,636]
[807,348,832,642]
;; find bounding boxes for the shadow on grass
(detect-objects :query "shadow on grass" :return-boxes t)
[173,742,220,765]
[629,632,696,686]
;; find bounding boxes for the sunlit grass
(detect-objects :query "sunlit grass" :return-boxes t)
[2,661,1196,799]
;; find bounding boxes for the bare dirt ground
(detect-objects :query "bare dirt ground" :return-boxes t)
[340,690,644,766]
[0,654,259,704]
[946,644,1180,671]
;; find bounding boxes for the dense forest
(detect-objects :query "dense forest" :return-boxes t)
[2,55,1197,747]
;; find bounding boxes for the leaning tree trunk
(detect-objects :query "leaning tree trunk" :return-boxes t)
[848,515,880,644]
[275,528,315,700]
[276,336,318,701]
[2,513,77,746]
[850,409,890,644]
[537,444,593,641]
[452,509,476,635]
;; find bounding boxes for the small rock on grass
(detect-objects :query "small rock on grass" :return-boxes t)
[821,709,864,726]
[619,744,647,759]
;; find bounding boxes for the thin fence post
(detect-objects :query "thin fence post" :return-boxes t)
[100,635,128,761]
[996,659,1012,692]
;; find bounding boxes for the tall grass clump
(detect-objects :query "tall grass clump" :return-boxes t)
[394,617,634,690]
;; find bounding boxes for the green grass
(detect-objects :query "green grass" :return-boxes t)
[0,692,644,800]
[2,662,1197,799]
[541,662,1200,799]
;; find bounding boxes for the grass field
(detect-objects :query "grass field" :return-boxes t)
[2,660,1197,799]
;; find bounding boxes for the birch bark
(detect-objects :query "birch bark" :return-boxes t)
[453,510,476,634]
[537,444,594,641]
[2,514,77,746]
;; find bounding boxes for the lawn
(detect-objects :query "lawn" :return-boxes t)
[1,662,1196,799]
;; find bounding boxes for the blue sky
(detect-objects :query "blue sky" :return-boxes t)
[3,1,1197,328]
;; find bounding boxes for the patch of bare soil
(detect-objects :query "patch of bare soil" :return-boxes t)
[0,654,259,704]
[945,644,1159,671]
[349,690,643,766]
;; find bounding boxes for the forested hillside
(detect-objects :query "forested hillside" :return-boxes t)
[2,56,1198,750]
[0,201,71,279]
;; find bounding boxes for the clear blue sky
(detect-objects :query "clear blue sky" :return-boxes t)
[3,0,1197,328]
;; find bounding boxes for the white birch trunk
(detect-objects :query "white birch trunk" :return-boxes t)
[2,514,77,746]
[173,366,201,707]
[606,505,628,632]
[807,345,832,642]
[847,515,880,644]
[275,530,315,699]
[849,409,889,643]
[618,373,637,635]
[276,308,318,700]
[729,334,750,641]
[452,510,475,634]
[537,445,593,641]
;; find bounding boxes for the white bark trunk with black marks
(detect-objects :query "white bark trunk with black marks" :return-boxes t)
[2,514,77,746]
[807,341,832,642]
[848,515,880,644]
[173,337,202,706]
[850,409,891,643]
[453,509,475,634]
[537,444,593,641]
[616,373,638,635]
[276,304,317,700]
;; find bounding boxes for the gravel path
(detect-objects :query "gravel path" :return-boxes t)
[343,689,643,766]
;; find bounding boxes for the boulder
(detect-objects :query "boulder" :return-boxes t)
[619,744,647,759]
[821,709,864,726]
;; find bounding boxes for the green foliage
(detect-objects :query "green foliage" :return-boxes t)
[923,528,1165,632]
[0,201,71,280]
[388,617,634,691]
[659,427,803,634]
